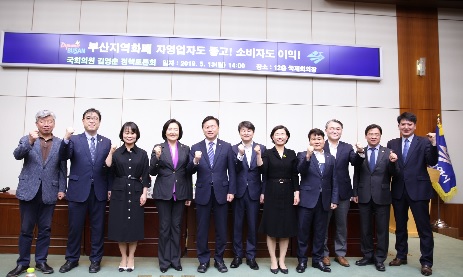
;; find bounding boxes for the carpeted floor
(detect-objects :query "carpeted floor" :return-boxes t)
[0,232,460,277]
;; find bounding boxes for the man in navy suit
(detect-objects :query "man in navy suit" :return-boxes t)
[323,119,364,267]
[230,121,266,270]
[7,110,67,277]
[188,116,236,273]
[296,128,338,274]
[386,112,437,276]
[353,124,398,272]
[58,108,112,274]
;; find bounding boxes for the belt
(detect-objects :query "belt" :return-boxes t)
[268,178,292,184]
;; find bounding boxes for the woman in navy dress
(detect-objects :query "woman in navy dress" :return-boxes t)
[106,122,150,272]
[255,125,300,274]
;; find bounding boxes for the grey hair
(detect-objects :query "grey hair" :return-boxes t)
[35,110,56,122]
[325,119,343,130]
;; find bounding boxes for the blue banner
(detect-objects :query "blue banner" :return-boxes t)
[432,120,457,202]
[1,31,382,80]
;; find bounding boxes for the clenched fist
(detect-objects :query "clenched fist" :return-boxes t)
[194,151,202,164]
[153,145,162,159]
[355,142,364,153]
[29,130,39,145]
[238,144,245,155]
[64,127,75,140]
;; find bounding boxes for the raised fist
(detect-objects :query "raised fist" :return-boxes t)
[64,127,75,140]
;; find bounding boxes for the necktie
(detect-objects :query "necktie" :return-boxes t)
[319,163,325,174]
[369,148,376,172]
[207,141,214,167]
[90,137,96,163]
[403,138,410,161]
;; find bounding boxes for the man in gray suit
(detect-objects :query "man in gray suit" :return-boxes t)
[353,124,398,272]
[7,110,67,277]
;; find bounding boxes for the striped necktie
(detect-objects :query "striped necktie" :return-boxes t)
[207,141,214,167]
[403,138,410,161]
[90,137,96,163]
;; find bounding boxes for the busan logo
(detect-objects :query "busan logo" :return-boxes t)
[60,40,85,54]
[307,51,325,64]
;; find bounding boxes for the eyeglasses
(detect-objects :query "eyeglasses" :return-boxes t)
[84,116,100,121]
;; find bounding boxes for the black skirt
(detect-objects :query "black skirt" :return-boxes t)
[259,179,297,238]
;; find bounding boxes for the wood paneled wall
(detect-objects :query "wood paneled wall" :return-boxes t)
[397,6,462,239]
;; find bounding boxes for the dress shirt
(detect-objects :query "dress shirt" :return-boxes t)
[328,141,339,159]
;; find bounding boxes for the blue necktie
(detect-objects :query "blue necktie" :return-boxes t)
[90,137,96,163]
[207,141,214,167]
[369,148,376,172]
[403,138,410,161]
[319,163,325,174]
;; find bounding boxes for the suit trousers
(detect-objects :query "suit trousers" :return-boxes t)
[358,200,390,262]
[65,186,106,262]
[196,186,228,264]
[297,193,328,264]
[17,185,55,265]
[156,198,186,268]
[392,190,433,266]
[324,198,350,257]
[232,187,260,259]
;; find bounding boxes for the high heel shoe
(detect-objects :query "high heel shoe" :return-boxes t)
[118,266,126,272]
[270,267,279,274]
[126,259,135,272]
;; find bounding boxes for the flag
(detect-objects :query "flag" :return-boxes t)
[432,117,457,202]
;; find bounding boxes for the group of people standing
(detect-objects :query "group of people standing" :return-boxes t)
[8,109,438,277]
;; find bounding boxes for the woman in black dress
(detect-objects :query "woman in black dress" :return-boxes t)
[106,122,150,272]
[149,119,192,273]
[255,125,300,274]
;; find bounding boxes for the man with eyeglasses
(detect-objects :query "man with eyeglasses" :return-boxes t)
[58,108,112,274]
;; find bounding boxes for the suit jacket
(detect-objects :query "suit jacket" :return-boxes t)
[59,132,112,202]
[231,142,266,200]
[14,135,67,204]
[324,140,364,200]
[387,136,438,201]
[297,151,339,211]
[187,139,236,205]
[149,141,193,201]
[353,145,397,205]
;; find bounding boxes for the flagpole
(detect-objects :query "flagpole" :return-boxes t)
[432,196,448,229]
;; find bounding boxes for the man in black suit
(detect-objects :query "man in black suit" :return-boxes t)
[188,116,236,273]
[386,112,437,276]
[353,124,398,272]
[296,128,338,274]
[323,119,364,267]
[230,121,266,270]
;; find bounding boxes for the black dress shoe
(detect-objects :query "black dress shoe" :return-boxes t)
[89,261,101,273]
[160,267,168,273]
[230,256,242,268]
[246,258,259,270]
[171,264,182,271]
[59,260,79,273]
[312,261,331,272]
[270,267,279,274]
[6,264,29,277]
[36,262,54,274]
[197,262,210,273]
[214,261,228,273]
[296,262,307,273]
[375,262,386,271]
[355,257,375,266]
